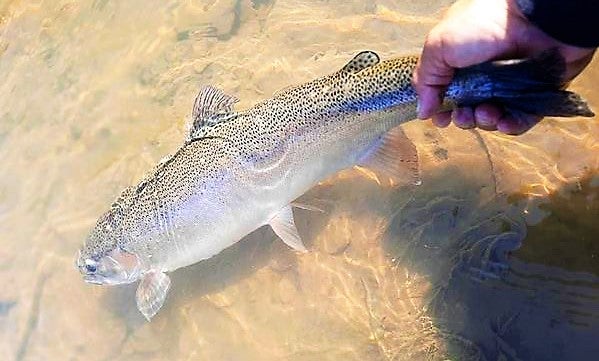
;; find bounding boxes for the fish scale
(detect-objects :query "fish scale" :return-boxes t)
[76,50,594,320]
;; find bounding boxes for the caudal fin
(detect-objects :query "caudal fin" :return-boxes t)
[494,90,594,117]
[452,49,594,118]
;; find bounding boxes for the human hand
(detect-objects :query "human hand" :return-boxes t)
[413,0,595,135]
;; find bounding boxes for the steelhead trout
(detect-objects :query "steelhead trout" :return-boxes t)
[76,50,593,320]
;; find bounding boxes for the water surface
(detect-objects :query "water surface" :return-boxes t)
[0,1,598,360]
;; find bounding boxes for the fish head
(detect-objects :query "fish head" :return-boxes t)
[76,206,143,285]
[76,247,142,285]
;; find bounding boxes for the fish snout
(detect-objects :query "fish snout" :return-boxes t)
[75,250,105,284]
[75,250,91,274]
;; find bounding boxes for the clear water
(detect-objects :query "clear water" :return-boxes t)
[0,1,598,360]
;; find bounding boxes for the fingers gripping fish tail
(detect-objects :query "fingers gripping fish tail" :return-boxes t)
[450,49,594,118]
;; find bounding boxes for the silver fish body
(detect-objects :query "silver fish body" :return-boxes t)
[76,50,593,320]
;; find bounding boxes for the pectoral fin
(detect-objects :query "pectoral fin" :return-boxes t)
[269,205,307,253]
[136,270,171,321]
[358,126,421,185]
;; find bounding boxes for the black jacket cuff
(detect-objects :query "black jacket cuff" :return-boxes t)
[516,0,599,48]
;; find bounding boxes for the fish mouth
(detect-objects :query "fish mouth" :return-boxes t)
[83,275,104,285]
[74,249,86,272]
[82,271,129,285]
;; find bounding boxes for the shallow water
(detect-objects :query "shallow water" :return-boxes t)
[0,1,598,360]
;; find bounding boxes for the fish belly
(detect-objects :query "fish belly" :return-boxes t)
[155,177,278,272]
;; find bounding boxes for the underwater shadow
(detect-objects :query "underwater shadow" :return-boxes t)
[99,129,598,360]
[382,164,599,361]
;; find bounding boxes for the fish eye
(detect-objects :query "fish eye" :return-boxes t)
[86,263,97,273]
[85,259,98,274]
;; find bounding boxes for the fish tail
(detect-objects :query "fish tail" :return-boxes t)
[449,49,594,117]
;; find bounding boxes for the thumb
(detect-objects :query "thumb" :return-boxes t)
[413,32,454,120]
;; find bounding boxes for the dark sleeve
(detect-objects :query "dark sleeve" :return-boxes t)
[516,0,599,48]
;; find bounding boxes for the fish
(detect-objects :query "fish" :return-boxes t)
[76,49,593,321]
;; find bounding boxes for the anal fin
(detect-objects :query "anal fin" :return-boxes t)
[358,126,421,185]
[269,205,307,253]
[136,270,171,321]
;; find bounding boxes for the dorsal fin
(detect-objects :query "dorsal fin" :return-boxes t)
[189,85,238,139]
[340,51,380,74]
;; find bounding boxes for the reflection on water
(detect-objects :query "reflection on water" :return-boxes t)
[0,1,598,360]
